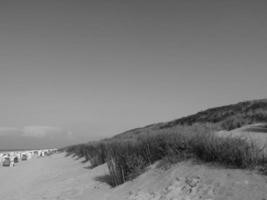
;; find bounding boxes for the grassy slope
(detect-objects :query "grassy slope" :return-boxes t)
[115,99,267,139]
[64,99,267,186]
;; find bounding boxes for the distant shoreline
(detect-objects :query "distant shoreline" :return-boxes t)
[0,149,40,152]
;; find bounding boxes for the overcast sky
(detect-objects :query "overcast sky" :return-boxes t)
[1,0,267,149]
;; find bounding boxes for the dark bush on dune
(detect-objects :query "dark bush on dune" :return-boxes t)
[161,99,267,130]
[65,142,106,167]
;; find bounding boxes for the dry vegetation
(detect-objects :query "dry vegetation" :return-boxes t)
[63,99,267,186]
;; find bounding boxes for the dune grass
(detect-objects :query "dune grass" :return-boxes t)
[160,99,267,130]
[64,124,267,186]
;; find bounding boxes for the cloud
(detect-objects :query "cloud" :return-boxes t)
[0,127,21,135]
[22,126,64,138]
[0,126,72,138]
[0,126,77,149]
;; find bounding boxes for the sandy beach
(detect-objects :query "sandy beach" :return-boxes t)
[0,153,111,200]
[1,152,267,200]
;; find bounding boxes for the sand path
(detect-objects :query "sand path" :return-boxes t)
[0,153,111,200]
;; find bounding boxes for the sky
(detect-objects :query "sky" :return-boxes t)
[0,0,267,149]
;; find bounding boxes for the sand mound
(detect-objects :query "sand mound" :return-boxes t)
[216,123,267,156]
[108,161,267,200]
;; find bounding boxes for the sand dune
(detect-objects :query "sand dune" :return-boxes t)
[216,123,267,155]
[109,161,267,200]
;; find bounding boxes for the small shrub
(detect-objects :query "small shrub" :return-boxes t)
[189,132,263,168]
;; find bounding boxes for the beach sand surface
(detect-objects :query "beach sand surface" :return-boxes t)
[0,153,111,200]
[1,151,267,200]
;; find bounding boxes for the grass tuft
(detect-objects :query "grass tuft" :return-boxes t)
[63,124,267,186]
